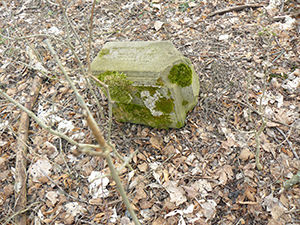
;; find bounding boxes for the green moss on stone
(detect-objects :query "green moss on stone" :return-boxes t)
[182,100,188,106]
[136,85,157,96]
[168,63,192,87]
[97,71,134,104]
[96,71,175,129]
[155,97,174,114]
[98,48,109,58]
[156,77,164,86]
[114,103,172,129]
[167,89,171,96]
[176,121,184,128]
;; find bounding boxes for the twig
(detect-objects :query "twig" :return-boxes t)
[108,142,134,171]
[58,33,105,118]
[1,202,41,225]
[246,71,254,122]
[85,112,140,225]
[45,0,59,6]
[88,76,133,170]
[283,171,300,189]
[207,4,263,17]
[57,3,105,120]
[14,75,42,225]
[255,119,267,170]
[272,50,285,63]
[86,0,96,76]
[0,33,69,44]
[56,0,87,53]
[58,138,72,175]
[246,69,267,171]
[38,168,92,205]
[88,76,113,141]
[117,150,138,173]
[275,127,299,159]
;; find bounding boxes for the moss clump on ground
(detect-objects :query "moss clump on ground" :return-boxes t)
[97,71,134,104]
[168,63,192,87]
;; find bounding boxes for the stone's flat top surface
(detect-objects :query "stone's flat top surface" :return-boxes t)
[91,41,184,73]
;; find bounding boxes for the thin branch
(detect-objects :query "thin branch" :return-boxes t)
[43,39,106,149]
[207,4,263,17]
[117,150,138,173]
[14,74,42,225]
[56,0,86,53]
[86,0,96,76]
[0,33,69,44]
[106,155,140,225]
[255,118,266,170]
[108,142,134,171]
[283,171,300,189]
[276,127,299,160]
[1,202,41,225]
[88,76,132,169]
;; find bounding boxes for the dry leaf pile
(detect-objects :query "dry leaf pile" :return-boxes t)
[0,0,300,224]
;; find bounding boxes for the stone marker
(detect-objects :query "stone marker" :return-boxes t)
[91,41,200,129]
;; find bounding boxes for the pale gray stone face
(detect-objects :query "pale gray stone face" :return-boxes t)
[91,41,200,129]
[140,90,163,117]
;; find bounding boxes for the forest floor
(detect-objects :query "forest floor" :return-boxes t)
[0,0,300,224]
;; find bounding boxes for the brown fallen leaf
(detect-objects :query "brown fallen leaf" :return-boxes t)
[150,136,163,150]
[137,162,148,172]
[215,165,234,185]
[182,185,198,198]
[133,189,147,204]
[239,148,255,161]
[163,180,187,206]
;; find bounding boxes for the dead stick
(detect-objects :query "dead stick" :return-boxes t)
[208,4,263,17]
[15,75,43,224]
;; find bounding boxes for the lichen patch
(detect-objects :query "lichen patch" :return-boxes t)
[141,90,163,116]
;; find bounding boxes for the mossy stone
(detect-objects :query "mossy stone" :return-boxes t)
[91,41,200,129]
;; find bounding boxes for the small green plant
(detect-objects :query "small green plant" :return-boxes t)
[179,1,190,12]
[268,73,287,82]
[258,27,276,37]
[0,36,6,44]
[46,10,54,18]
[0,31,7,44]
[291,65,298,71]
